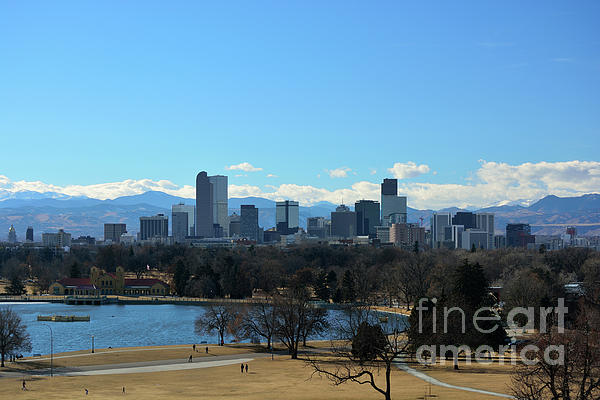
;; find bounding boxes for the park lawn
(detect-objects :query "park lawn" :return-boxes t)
[6,344,262,371]
[2,355,514,400]
[413,360,515,395]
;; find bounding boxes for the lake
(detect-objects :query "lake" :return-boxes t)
[1,302,406,356]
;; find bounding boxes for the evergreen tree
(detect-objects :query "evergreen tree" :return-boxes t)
[173,260,190,296]
[6,276,25,295]
[341,270,356,303]
[314,270,330,301]
[70,262,81,278]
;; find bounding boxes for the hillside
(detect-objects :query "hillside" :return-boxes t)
[1,192,598,240]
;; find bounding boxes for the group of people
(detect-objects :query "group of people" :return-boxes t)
[240,363,249,373]
[192,344,209,354]
[189,344,210,362]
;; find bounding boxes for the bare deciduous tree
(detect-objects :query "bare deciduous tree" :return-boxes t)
[307,306,409,400]
[0,307,32,367]
[195,304,240,346]
[511,303,600,400]
[242,302,276,350]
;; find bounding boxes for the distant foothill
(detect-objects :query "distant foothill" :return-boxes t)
[3,171,598,252]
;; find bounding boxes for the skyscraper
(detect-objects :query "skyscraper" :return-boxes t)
[476,213,495,249]
[26,226,33,242]
[195,171,214,237]
[331,204,356,238]
[229,213,241,237]
[307,217,329,238]
[139,214,169,240]
[390,223,425,248]
[240,205,260,242]
[172,203,195,238]
[104,223,127,243]
[8,225,17,244]
[506,223,534,248]
[452,212,477,229]
[209,175,228,237]
[276,200,299,234]
[380,178,407,226]
[431,212,451,248]
[355,200,380,237]
[172,211,189,243]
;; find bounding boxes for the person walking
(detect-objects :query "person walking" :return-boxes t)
[193,344,196,352]
[188,354,193,363]
[85,388,89,395]
[22,379,27,391]
[241,363,244,373]
[205,346,209,354]
[123,386,126,394]
[245,364,248,373]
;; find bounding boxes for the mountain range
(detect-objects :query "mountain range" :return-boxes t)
[1,192,599,241]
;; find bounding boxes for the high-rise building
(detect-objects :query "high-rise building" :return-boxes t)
[42,229,71,247]
[172,211,189,243]
[331,204,356,238]
[431,212,452,248]
[229,213,241,237]
[172,203,195,240]
[209,175,228,237]
[450,225,464,249]
[476,213,495,249]
[452,212,477,229]
[494,235,506,249]
[195,171,214,237]
[240,205,260,242]
[276,200,299,234]
[380,179,407,226]
[307,217,329,238]
[462,229,490,250]
[8,225,17,244]
[26,226,34,242]
[139,214,169,241]
[390,223,425,248]
[355,200,380,237]
[104,223,127,243]
[376,226,390,244]
[506,223,535,248]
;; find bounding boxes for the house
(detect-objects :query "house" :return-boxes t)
[49,266,170,296]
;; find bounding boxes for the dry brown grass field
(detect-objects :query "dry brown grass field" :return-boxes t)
[0,344,516,400]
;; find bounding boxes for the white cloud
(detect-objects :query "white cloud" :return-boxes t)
[230,181,379,206]
[266,174,278,178]
[1,160,598,208]
[388,162,430,179]
[326,167,351,178]
[0,175,196,200]
[370,169,377,175]
[225,162,263,172]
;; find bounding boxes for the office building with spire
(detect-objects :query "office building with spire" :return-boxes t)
[380,178,407,226]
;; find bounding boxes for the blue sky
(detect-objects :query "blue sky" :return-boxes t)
[1,1,599,208]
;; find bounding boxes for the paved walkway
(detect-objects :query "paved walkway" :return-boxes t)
[63,357,254,376]
[5,352,273,378]
[394,361,515,399]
